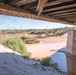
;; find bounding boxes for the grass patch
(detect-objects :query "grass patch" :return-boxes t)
[2,37,31,57]
[40,57,58,69]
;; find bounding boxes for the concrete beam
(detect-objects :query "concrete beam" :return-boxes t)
[10,0,36,6]
[52,12,76,16]
[43,4,76,12]
[0,3,74,25]
[36,0,48,15]
[45,0,72,7]
[31,0,72,9]
[47,9,76,15]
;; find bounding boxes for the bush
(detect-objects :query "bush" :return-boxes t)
[40,57,51,66]
[40,57,58,69]
[3,37,30,57]
[21,36,39,44]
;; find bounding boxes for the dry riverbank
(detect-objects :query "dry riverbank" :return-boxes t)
[26,35,67,59]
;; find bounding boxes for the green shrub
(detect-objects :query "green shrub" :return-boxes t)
[50,62,58,69]
[40,57,58,68]
[40,57,51,66]
[3,37,30,57]
[21,36,39,44]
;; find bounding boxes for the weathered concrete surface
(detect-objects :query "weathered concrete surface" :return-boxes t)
[66,30,76,56]
[66,56,76,75]
[66,30,76,75]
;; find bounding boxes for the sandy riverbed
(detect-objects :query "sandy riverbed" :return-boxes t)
[26,35,67,59]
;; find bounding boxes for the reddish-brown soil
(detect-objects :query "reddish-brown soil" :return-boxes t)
[26,35,67,59]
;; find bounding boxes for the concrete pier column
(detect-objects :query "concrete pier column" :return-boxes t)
[66,56,76,75]
[66,30,76,75]
[66,30,76,56]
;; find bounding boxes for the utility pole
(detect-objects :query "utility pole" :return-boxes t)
[47,25,48,29]
[20,25,22,29]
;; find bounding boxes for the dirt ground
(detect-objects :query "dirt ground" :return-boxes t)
[38,34,67,43]
[26,34,67,59]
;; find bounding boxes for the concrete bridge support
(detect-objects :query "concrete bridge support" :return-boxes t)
[66,56,76,75]
[66,30,76,75]
[66,30,76,56]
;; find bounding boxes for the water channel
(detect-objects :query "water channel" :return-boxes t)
[51,46,76,75]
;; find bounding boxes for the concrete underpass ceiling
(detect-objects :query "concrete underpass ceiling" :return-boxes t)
[0,0,76,25]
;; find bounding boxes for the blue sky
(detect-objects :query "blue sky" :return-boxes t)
[0,15,73,29]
